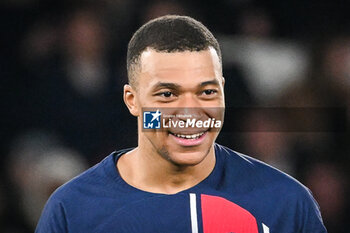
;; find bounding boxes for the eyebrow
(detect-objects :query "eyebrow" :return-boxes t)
[152,82,181,90]
[151,79,219,91]
[199,79,220,87]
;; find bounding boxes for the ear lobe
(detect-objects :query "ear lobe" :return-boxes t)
[123,84,139,116]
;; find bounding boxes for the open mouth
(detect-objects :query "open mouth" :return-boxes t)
[168,129,209,146]
[169,129,209,140]
[169,131,206,140]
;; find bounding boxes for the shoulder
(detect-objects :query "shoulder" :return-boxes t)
[214,144,326,231]
[214,143,314,200]
[48,152,117,203]
[36,150,135,232]
[36,152,117,231]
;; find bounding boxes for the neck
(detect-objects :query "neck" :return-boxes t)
[117,144,216,194]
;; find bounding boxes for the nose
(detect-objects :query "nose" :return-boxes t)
[176,93,203,121]
[178,93,201,108]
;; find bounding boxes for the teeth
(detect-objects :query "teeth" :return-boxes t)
[173,132,205,139]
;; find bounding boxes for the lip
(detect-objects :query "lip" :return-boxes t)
[168,129,210,135]
[169,131,208,147]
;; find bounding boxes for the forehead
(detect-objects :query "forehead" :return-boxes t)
[138,47,221,81]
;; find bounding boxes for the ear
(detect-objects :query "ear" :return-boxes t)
[221,76,225,87]
[123,84,139,116]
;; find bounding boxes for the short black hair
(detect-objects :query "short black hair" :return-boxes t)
[127,15,222,86]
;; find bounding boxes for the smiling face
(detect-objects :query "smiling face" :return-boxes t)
[124,47,225,166]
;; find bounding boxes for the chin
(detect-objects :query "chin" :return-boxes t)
[167,150,210,166]
[146,129,218,166]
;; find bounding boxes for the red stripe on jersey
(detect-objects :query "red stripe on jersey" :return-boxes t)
[201,194,258,233]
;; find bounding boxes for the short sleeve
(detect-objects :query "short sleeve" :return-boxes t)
[300,188,327,233]
[35,195,68,233]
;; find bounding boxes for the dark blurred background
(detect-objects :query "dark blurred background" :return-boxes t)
[0,0,349,232]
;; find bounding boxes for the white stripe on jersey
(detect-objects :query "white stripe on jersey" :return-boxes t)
[263,223,270,233]
[190,193,198,233]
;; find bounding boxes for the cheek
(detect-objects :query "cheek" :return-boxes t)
[204,107,225,125]
[148,131,170,144]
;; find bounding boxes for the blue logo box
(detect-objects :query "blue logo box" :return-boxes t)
[143,110,161,129]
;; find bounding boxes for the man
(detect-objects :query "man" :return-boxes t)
[36,15,327,233]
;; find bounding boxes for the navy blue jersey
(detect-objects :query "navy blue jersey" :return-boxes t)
[36,144,327,233]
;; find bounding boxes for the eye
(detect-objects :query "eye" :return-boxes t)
[154,90,178,102]
[155,91,177,100]
[202,89,217,95]
[160,91,173,98]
